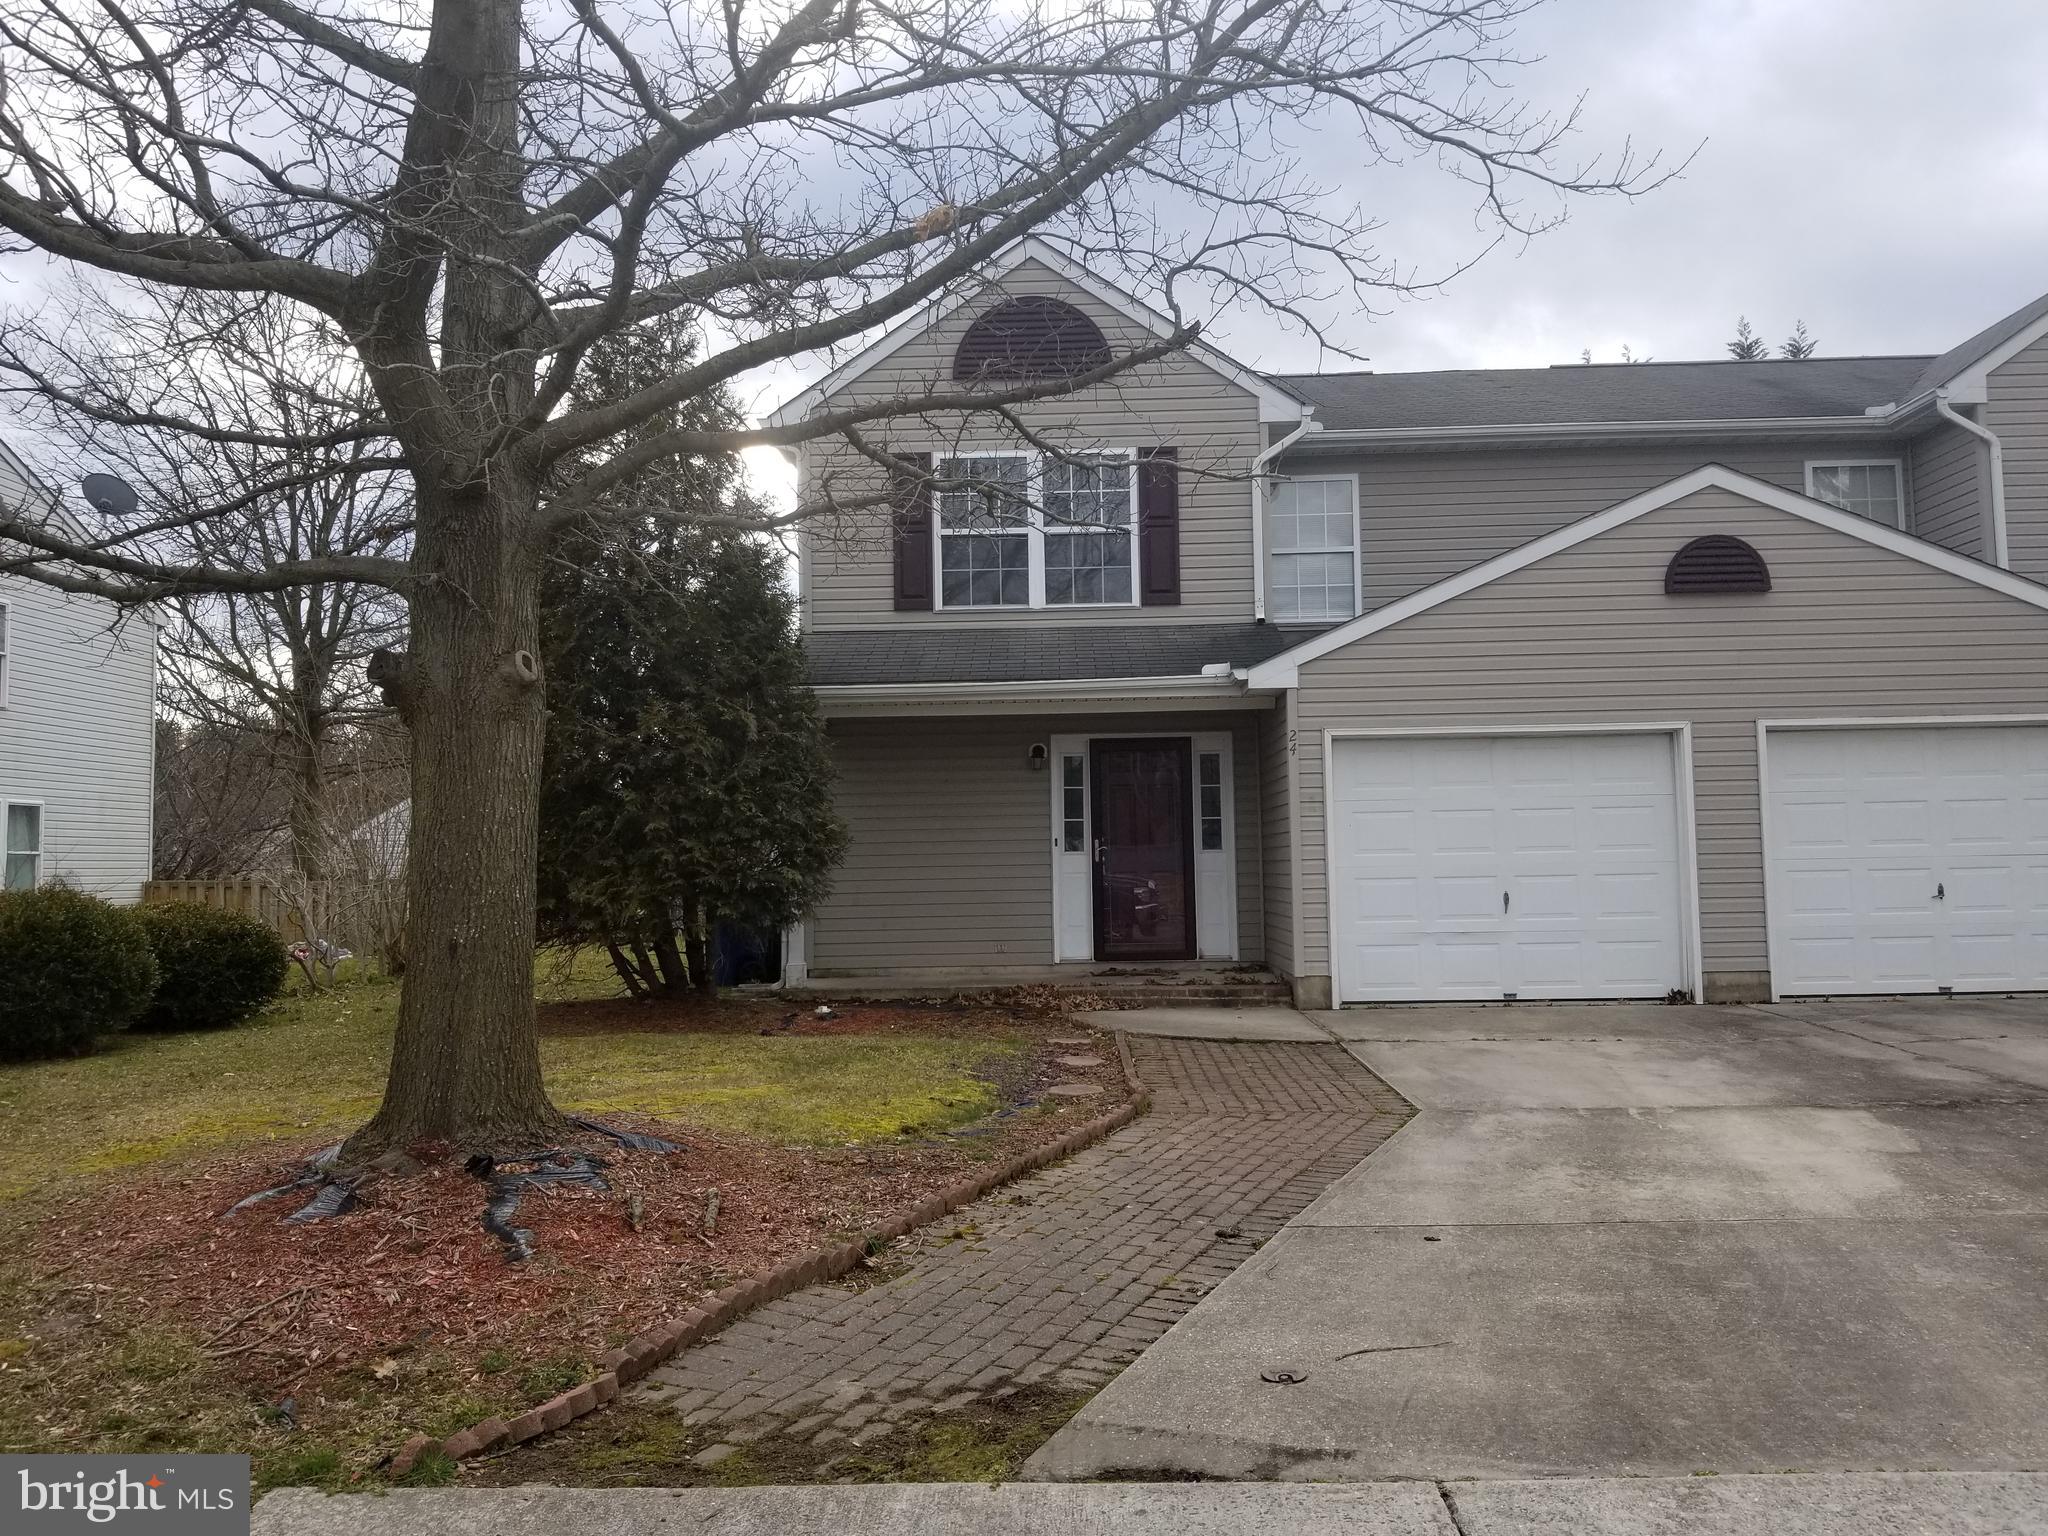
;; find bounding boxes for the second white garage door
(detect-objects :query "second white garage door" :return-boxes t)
[1763,723,2048,996]
[1328,732,1689,1003]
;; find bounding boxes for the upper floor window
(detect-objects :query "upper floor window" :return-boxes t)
[1806,460,1903,528]
[936,451,1136,609]
[4,802,40,891]
[1269,477,1359,622]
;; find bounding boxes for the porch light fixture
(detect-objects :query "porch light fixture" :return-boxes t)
[1027,742,1049,771]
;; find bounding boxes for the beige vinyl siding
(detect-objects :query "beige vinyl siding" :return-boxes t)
[1908,420,1990,559]
[1277,438,1912,613]
[1258,705,1293,977]
[1290,486,2048,990]
[810,710,1267,972]
[1988,333,2048,583]
[801,260,1267,628]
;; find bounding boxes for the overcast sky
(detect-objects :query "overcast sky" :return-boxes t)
[1231,0,2048,375]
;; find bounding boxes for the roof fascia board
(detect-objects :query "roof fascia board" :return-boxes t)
[764,238,1306,430]
[1246,463,2048,688]
[1282,415,1896,452]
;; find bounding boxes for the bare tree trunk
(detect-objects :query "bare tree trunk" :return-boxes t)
[342,480,566,1157]
[683,917,717,1001]
[286,717,329,882]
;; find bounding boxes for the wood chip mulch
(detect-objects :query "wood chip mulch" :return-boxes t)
[17,1008,1132,1418]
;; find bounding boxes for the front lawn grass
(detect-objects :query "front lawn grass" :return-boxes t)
[0,960,1017,1203]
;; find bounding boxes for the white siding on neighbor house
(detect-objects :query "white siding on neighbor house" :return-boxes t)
[800,259,1269,629]
[1288,487,2048,994]
[1908,420,1991,560]
[0,574,156,900]
[1275,437,1915,614]
[1988,332,2048,584]
[809,710,1266,972]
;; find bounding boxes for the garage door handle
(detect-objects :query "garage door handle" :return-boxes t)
[1502,891,1511,913]
[1935,883,1944,901]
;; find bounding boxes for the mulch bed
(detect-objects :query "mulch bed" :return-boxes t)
[7,1003,1132,1472]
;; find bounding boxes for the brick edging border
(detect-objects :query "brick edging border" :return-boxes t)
[391,1035,1151,1475]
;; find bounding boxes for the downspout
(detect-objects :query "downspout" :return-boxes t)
[1935,389,2010,568]
[1251,413,1319,621]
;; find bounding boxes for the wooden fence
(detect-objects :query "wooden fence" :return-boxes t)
[142,876,389,962]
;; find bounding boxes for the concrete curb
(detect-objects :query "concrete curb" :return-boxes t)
[399,1046,1152,1472]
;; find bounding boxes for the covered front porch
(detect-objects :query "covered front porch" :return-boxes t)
[792,701,1280,988]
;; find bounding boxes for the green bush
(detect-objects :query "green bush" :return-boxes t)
[0,886,159,1059]
[133,901,288,1033]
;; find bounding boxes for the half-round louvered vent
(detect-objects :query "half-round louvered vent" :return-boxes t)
[1665,535,1771,594]
[952,296,1112,383]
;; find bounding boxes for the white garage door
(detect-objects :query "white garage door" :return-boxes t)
[1328,733,1689,1003]
[1764,724,2048,996]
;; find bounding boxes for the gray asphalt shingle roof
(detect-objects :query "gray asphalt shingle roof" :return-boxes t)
[1267,355,1933,432]
[806,622,1318,686]
[1906,289,2048,400]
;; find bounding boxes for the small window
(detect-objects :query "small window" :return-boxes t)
[4,803,40,891]
[1198,753,1223,851]
[0,600,9,706]
[1061,754,1086,852]
[1270,478,1357,621]
[1807,461,1903,527]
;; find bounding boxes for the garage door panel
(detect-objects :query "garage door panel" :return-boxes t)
[1765,724,2048,996]
[1331,733,1687,1003]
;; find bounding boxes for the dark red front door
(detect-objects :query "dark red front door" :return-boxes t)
[1090,738,1195,962]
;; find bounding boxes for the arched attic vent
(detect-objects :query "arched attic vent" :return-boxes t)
[952,296,1113,384]
[1664,535,1772,595]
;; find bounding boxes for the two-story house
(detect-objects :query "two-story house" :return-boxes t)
[771,239,2048,1008]
[0,441,157,898]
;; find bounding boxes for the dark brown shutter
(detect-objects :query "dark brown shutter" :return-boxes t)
[890,451,934,611]
[1137,447,1180,607]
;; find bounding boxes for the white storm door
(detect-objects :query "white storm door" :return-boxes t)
[1050,737,1094,961]
[1329,732,1686,1002]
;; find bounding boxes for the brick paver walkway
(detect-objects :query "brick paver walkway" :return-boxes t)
[638,1036,1412,1452]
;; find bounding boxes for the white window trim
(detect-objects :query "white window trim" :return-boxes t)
[1804,459,1906,531]
[4,797,44,891]
[931,446,1141,612]
[1267,471,1362,623]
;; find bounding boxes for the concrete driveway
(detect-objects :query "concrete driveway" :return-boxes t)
[1031,998,2048,1482]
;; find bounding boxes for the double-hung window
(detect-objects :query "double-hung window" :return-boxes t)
[4,802,40,891]
[1806,461,1904,528]
[1269,477,1358,621]
[936,451,1136,609]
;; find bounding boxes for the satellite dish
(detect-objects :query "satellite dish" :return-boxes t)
[80,473,139,519]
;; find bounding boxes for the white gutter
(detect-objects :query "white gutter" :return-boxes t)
[1934,388,2010,568]
[1297,414,1892,451]
[812,671,1279,715]
[1251,413,1318,620]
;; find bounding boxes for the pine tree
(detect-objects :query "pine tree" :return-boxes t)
[1780,320,1818,359]
[536,321,846,998]
[1726,317,1769,361]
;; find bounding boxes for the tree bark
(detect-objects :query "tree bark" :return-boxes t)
[684,919,717,1001]
[285,709,328,882]
[340,477,567,1158]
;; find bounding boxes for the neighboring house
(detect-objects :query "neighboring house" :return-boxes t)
[767,239,2048,1008]
[0,441,158,898]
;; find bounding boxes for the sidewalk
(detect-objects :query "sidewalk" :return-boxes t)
[255,1473,2048,1534]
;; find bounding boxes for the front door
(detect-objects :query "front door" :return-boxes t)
[1090,738,1196,962]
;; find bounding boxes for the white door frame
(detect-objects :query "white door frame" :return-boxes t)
[1048,729,1239,963]
[1323,722,1704,1005]
[1756,714,2048,1002]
